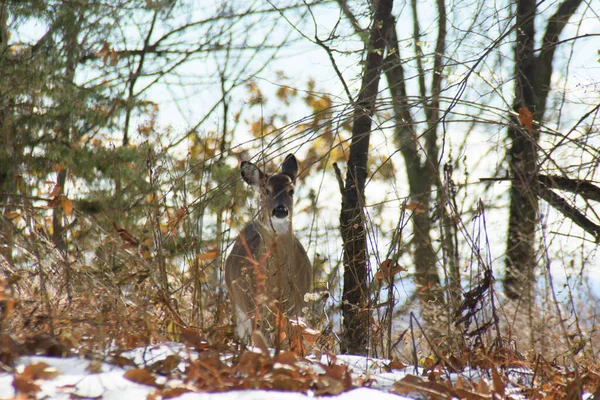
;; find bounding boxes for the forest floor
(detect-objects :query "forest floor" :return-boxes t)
[0,334,594,399]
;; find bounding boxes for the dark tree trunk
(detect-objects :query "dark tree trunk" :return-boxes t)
[338,0,447,314]
[504,0,583,299]
[383,6,445,306]
[0,2,15,269]
[339,0,394,355]
[52,7,81,256]
[504,0,538,300]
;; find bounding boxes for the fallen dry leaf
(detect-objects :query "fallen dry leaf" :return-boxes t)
[252,330,270,356]
[492,367,505,396]
[22,362,60,380]
[148,354,181,375]
[387,358,406,370]
[161,386,194,398]
[12,376,40,396]
[395,374,461,399]
[312,375,346,395]
[274,351,300,365]
[237,351,265,376]
[180,327,210,350]
[476,376,490,394]
[123,368,158,387]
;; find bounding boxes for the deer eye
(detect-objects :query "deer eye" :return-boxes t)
[265,187,272,196]
[289,188,295,196]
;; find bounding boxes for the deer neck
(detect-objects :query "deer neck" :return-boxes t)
[258,210,292,237]
[270,217,292,236]
[256,218,296,263]
[258,213,293,239]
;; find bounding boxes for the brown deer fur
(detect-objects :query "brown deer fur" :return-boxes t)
[225,154,312,343]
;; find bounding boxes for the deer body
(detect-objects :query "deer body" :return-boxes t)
[225,154,312,343]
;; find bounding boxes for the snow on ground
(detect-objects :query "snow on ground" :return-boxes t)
[0,343,414,399]
[3,341,584,399]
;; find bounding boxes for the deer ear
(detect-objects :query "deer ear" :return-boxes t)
[281,154,298,181]
[240,161,264,186]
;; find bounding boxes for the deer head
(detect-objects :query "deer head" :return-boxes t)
[240,154,298,235]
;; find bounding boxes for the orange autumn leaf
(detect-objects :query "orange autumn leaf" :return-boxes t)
[477,376,491,393]
[287,318,320,356]
[301,327,320,347]
[492,367,505,396]
[12,376,40,396]
[166,206,189,230]
[47,196,61,208]
[180,327,210,350]
[113,222,140,248]
[375,259,406,281]
[196,247,219,261]
[95,42,110,59]
[274,351,299,365]
[289,330,304,355]
[61,196,73,216]
[519,107,533,132]
[387,358,406,370]
[22,362,60,380]
[123,368,157,387]
[6,211,22,221]
[406,201,426,214]
[2,298,15,315]
[275,309,288,345]
[49,184,62,197]
[161,387,193,398]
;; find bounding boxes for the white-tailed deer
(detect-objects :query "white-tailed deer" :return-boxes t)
[225,154,312,344]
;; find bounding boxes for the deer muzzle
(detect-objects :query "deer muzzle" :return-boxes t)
[272,205,289,219]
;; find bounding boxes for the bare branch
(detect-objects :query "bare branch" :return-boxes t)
[535,0,584,113]
[536,185,600,241]
[538,175,600,202]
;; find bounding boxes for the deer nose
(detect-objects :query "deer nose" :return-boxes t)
[272,205,288,219]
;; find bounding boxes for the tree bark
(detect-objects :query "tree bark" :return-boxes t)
[383,7,445,306]
[339,0,394,355]
[504,0,538,300]
[504,0,583,299]
[52,6,81,256]
[339,0,447,311]
[0,2,15,269]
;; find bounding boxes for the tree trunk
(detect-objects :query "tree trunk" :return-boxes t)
[504,0,538,300]
[0,2,15,269]
[383,7,444,306]
[339,0,394,355]
[338,0,446,312]
[504,0,583,300]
